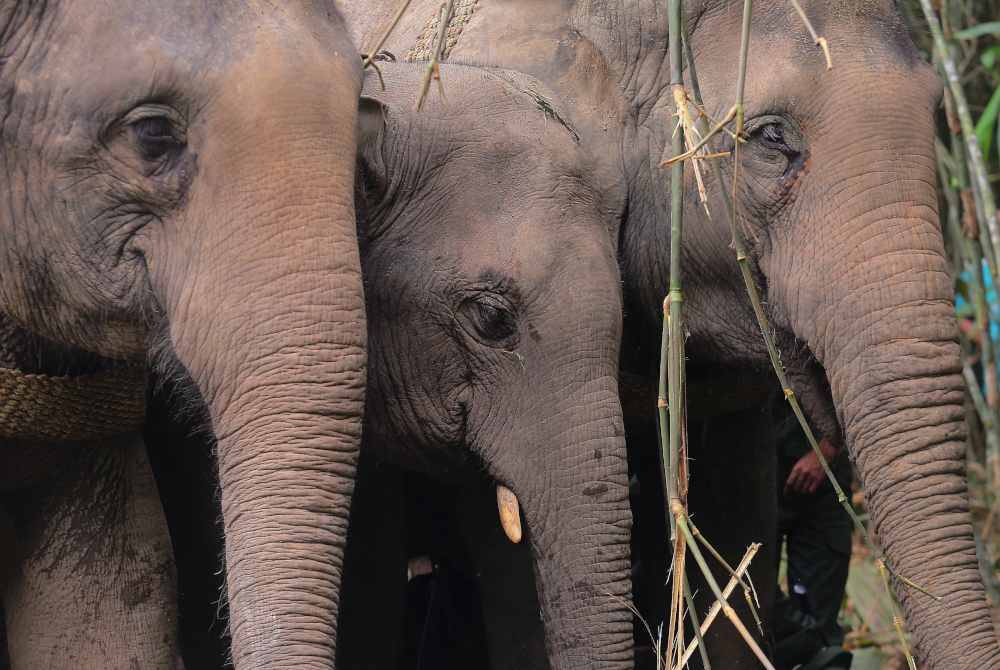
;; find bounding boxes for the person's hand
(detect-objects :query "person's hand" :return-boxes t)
[785,450,826,495]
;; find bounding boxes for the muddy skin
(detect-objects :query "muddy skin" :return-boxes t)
[0,2,364,668]
[343,1,999,668]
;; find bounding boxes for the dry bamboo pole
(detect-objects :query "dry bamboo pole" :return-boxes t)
[674,506,775,669]
[919,0,1000,284]
[677,543,761,667]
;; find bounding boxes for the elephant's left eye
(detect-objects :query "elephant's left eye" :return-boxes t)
[458,295,520,348]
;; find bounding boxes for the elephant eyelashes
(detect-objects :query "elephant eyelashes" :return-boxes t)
[458,295,520,348]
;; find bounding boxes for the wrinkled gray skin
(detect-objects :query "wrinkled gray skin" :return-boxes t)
[0,2,363,668]
[346,1,1000,667]
[350,62,633,670]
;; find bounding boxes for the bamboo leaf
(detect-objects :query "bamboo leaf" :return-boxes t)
[955,22,1000,40]
[975,85,1000,160]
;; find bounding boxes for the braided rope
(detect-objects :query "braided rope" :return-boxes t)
[403,0,480,62]
[0,365,147,442]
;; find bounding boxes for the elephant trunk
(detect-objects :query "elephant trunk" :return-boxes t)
[512,383,634,670]
[158,53,365,667]
[826,310,999,668]
[801,179,1000,666]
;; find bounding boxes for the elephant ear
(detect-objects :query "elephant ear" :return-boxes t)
[358,96,386,150]
[355,96,391,225]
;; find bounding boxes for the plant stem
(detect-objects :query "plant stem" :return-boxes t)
[362,0,414,69]
[415,0,455,111]
[920,0,1000,284]
[683,575,712,670]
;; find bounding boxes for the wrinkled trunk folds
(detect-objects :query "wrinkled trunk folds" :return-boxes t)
[162,55,364,668]
[512,384,634,670]
[831,322,1000,668]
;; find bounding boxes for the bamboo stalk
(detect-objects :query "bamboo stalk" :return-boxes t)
[683,575,712,670]
[919,0,1000,285]
[662,3,689,666]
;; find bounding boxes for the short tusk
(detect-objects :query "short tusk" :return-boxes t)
[496,484,522,544]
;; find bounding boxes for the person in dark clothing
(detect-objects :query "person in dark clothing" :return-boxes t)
[773,402,854,670]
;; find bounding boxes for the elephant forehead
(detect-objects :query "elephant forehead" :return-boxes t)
[443,199,613,293]
[12,0,348,123]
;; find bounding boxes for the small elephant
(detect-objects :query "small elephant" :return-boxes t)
[348,61,634,670]
[345,2,1000,668]
[0,2,365,668]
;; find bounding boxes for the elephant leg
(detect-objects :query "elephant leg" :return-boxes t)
[2,432,178,669]
[454,476,547,670]
[685,401,778,670]
[336,449,408,670]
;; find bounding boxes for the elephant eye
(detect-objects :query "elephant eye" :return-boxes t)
[131,116,183,161]
[749,120,798,158]
[459,295,520,348]
[121,105,187,164]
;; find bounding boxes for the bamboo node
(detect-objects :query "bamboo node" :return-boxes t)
[669,290,684,303]
[783,388,795,400]
[658,398,668,408]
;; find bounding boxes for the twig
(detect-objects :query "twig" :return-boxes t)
[876,559,917,670]
[787,0,832,69]
[689,519,763,633]
[415,0,455,111]
[660,106,738,166]
[362,0,414,70]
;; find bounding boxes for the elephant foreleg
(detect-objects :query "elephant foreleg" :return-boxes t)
[1,432,178,669]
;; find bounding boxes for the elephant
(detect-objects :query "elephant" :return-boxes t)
[0,1,365,668]
[343,1,1000,668]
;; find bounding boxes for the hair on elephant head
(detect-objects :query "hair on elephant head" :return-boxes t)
[354,61,634,670]
[0,1,368,667]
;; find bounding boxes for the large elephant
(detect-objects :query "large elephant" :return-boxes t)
[344,1,1000,667]
[0,1,364,668]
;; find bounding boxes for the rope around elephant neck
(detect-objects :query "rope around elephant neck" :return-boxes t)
[0,365,147,442]
[403,0,480,62]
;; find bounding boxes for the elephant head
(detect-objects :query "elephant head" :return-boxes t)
[355,62,633,669]
[0,2,364,666]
